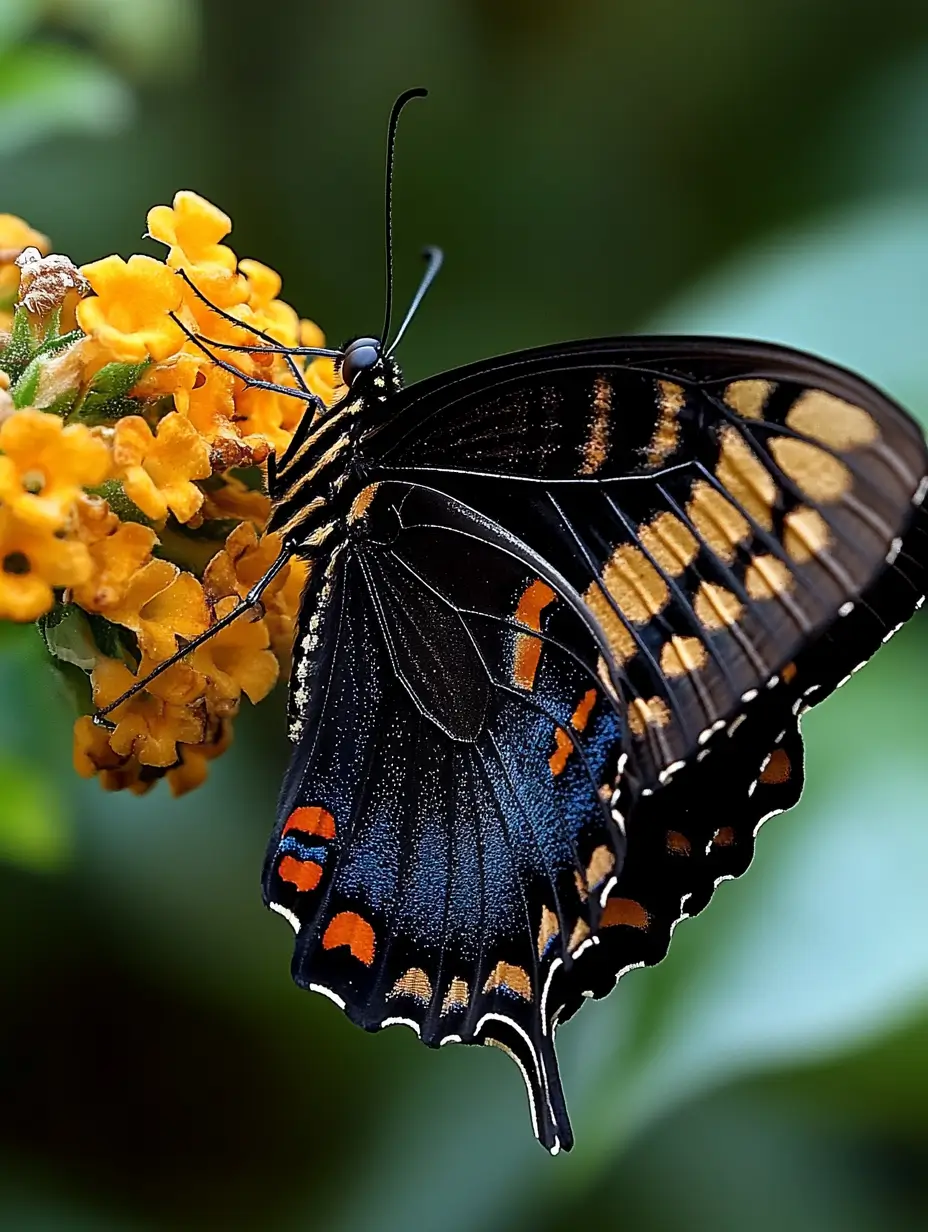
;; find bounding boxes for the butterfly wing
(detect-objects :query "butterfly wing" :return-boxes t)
[265,336,927,1152]
[367,336,928,790]
[264,520,628,1152]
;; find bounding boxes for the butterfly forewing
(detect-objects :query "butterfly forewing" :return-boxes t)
[264,335,927,1153]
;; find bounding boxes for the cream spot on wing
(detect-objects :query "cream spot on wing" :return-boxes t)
[638,512,699,576]
[783,505,832,562]
[694,582,744,630]
[716,425,777,529]
[660,635,708,677]
[770,437,851,502]
[627,695,671,736]
[785,389,879,450]
[687,481,750,563]
[745,555,794,599]
[647,380,684,466]
[723,378,775,420]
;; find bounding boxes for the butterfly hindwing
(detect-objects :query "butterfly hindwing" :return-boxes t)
[264,520,629,1152]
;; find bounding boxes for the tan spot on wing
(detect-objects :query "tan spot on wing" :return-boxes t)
[785,389,879,450]
[770,437,851,503]
[667,830,692,855]
[596,654,620,701]
[579,375,612,474]
[549,726,572,776]
[586,845,615,889]
[574,869,589,903]
[568,919,591,952]
[784,505,832,562]
[694,582,744,631]
[647,380,684,466]
[745,555,794,600]
[600,897,649,929]
[638,512,699,576]
[600,544,670,624]
[389,967,432,1002]
[724,378,775,420]
[712,826,736,847]
[585,585,637,662]
[442,977,469,1013]
[687,481,750,563]
[513,579,557,689]
[660,635,708,677]
[537,906,560,958]
[716,426,777,529]
[759,747,791,784]
[628,695,671,736]
[349,482,380,522]
[483,961,531,1001]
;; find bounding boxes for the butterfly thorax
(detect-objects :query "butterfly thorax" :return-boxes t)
[265,343,402,546]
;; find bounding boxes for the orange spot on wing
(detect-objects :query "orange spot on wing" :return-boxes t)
[282,806,336,839]
[571,688,597,732]
[712,826,736,847]
[322,911,375,965]
[513,579,557,689]
[278,856,323,892]
[666,830,692,855]
[759,748,791,784]
[600,897,649,929]
[549,726,572,775]
[550,689,598,776]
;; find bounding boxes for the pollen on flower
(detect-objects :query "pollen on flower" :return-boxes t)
[1,198,324,794]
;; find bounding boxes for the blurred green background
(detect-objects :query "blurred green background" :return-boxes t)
[2,0,928,1227]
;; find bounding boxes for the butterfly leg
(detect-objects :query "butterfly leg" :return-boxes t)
[93,544,295,727]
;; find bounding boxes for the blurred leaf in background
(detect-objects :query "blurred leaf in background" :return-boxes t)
[2,0,928,1229]
[0,0,198,157]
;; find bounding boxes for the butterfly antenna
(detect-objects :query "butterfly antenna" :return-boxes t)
[387,245,443,356]
[380,87,428,349]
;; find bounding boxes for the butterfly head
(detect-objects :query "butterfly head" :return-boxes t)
[338,336,403,399]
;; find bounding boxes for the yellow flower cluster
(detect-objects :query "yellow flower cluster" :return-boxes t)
[0,195,338,795]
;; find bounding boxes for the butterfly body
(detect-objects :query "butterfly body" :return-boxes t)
[260,334,927,1153]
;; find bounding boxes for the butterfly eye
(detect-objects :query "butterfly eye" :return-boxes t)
[341,337,381,387]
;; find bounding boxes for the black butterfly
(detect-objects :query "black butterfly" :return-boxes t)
[99,91,928,1153]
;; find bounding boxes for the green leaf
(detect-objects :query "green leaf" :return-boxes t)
[0,1,35,54]
[0,42,132,158]
[0,754,70,873]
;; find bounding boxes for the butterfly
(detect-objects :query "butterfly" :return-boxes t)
[98,91,928,1153]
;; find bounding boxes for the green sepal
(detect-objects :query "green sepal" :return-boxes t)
[71,359,150,424]
[10,330,86,410]
[38,602,138,682]
[84,479,155,527]
[43,387,80,419]
[10,353,40,408]
[0,306,37,381]
[228,465,266,492]
[32,327,83,361]
[38,602,101,673]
